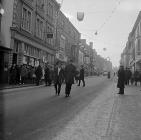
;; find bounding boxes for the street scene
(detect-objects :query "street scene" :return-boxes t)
[0,0,141,140]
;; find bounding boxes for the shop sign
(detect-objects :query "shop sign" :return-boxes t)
[29,57,34,66]
[56,52,67,62]
[23,56,28,64]
[35,60,39,67]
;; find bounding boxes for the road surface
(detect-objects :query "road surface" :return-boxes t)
[4,76,112,140]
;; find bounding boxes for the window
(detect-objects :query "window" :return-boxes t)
[36,16,44,39]
[45,22,53,45]
[21,6,32,32]
[36,0,44,10]
[137,39,141,55]
[47,2,53,18]
[139,21,141,36]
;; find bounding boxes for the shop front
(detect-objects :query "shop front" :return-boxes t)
[11,40,55,68]
[0,45,11,84]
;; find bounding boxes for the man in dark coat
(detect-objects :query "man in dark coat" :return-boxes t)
[15,64,21,84]
[35,64,43,86]
[64,59,76,97]
[77,65,85,87]
[9,64,17,85]
[44,63,51,86]
[54,62,64,95]
[134,70,140,86]
[117,65,125,94]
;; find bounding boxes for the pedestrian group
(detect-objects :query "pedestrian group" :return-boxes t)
[117,65,141,95]
[9,60,86,97]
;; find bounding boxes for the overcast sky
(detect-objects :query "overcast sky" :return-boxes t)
[57,0,141,67]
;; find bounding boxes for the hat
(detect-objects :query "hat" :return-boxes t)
[69,59,73,62]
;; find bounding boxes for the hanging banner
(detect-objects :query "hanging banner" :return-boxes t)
[77,12,84,21]
[47,33,53,38]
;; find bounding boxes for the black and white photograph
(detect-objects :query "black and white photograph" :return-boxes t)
[0,0,141,139]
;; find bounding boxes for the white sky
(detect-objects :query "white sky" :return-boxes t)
[57,0,141,67]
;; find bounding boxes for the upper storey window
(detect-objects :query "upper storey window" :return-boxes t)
[47,2,53,18]
[21,5,32,32]
[36,16,44,40]
[36,0,44,10]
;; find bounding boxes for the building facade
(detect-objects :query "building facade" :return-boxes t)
[10,0,60,67]
[0,0,13,84]
[56,11,80,65]
[121,11,141,72]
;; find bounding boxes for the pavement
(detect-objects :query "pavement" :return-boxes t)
[0,76,97,93]
[104,84,141,140]
[49,82,141,140]
[0,76,97,91]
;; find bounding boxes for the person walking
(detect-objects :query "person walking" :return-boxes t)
[9,64,17,85]
[15,64,21,84]
[44,63,51,86]
[77,65,85,87]
[127,68,132,85]
[64,59,76,97]
[35,64,43,86]
[117,65,125,94]
[75,68,80,84]
[54,62,64,96]
[21,65,28,84]
[134,70,140,86]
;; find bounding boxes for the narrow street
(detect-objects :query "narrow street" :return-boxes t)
[4,76,112,140]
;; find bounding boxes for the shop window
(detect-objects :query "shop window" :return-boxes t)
[12,53,17,64]
[29,57,34,66]
[23,56,28,64]
[137,39,141,55]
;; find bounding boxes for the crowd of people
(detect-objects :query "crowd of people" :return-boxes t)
[117,66,141,94]
[8,60,86,97]
[9,64,36,85]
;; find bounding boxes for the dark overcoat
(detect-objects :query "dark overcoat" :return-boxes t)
[35,65,42,79]
[53,67,64,84]
[79,68,84,80]
[44,67,50,79]
[64,64,76,84]
[117,68,125,88]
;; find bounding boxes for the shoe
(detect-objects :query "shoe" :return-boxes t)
[65,94,68,97]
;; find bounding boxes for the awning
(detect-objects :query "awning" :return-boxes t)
[0,43,12,52]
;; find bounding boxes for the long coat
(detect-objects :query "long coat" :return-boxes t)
[44,66,50,79]
[53,67,64,84]
[79,68,84,80]
[35,65,43,79]
[64,64,76,84]
[117,68,125,88]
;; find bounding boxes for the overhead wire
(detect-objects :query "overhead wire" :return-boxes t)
[60,0,64,8]
[97,0,122,32]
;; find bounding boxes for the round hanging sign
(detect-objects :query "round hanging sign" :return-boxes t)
[77,12,84,21]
